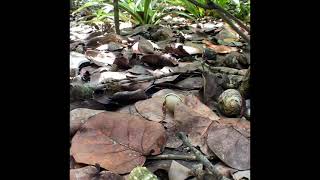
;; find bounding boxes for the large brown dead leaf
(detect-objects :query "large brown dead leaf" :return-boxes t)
[70,108,105,137]
[203,39,237,54]
[173,102,216,156]
[207,123,250,170]
[135,96,171,123]
[71,112,166,174]
[184,94,220,121]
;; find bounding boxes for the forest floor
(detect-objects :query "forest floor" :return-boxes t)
[70,12,250,180]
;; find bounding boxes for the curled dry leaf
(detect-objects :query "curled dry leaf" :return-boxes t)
[70,166,98,180]
[203,39,237,54]
[207,123,250,170]
[71,112,166,174]
[70,108,105,137]
[169,160,192,180]
[141,54,178,68]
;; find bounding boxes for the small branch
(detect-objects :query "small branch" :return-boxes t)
[177,132,231,180]
[148,154,217,161]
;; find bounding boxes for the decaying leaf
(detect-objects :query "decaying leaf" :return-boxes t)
[169,160,192,180]
[85,50,118,66]
[207,124,250,170]
[70,166,98,180]
[70,108,105,137]
[176,76,203,89]
[85,33,123,49]
[71,112,166,174]
[141,54,178,67]
[212,162,235,178]
[203,39,238,54]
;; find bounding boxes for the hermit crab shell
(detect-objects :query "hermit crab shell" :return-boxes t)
[218,89,243,117]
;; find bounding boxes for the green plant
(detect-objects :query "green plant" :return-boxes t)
[165,0,207,19]
[71,0,114,28]
[116,0,195,25]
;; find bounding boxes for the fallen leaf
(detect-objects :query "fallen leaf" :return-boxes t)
[141,54,178,68]
[173,102,216,156]
[71,112,166,174]
[85,33,123,49]
[169,161,192,180]
[184,94,220,121]
[70,108,105,137]
[89,71,127,86]
[203,39,238,54]
[213,162,235,178]
[207,124,250,170]
[70,166,98,180]
[110,89,148,104]
[70,51,91,77]
[128,65,151,75]
[151,27,174,41]
[99,171,124,180]
[116,105,140,116]
[138,39,155,54]
[113,56,130,69]
[232,170,250,180]
[135,97,167,123]
[85,50,118,66]
[219,118,250,138]
[96,42,124,51]
[121,81,153,91]
[154,75,180,84]
[176,76,203,89]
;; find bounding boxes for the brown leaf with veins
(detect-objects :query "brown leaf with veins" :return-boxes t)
[71,112,166,174]
[184,94,220,121]
[174,102,216,156]
[207,123,250,170]
[203,39,237,54]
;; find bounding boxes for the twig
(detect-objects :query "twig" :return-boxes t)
[177,132,232,180]
[148,154,217,161]
[185,0,250,43]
